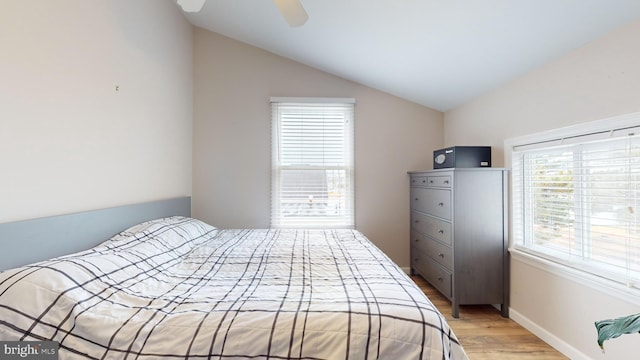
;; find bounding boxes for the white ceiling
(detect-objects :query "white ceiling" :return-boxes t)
[180,0,640,112]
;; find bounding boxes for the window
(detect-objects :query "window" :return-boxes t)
[508,114,640,291]
[271,98,355,228]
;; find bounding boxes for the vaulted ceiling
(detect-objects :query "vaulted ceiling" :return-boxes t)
[179,0,640,111]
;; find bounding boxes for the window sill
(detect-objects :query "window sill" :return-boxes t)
[509,247,640,305]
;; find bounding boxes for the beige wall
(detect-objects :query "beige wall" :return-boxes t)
[445,19,640,359]
[192,29,443,266]
[0,0,194,223]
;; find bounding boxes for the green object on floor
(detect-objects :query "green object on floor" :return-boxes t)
[595,313,640,349]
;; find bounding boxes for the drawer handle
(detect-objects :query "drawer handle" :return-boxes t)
[437,277,443,282]
[429,180,434,184]
[414,238,420,242]
[444,180,449,184]
[438,202,444,207]
[414,197,419,201]
[438,253,445,258]
[414,220,420,223]
[438,229,444,234]
[421,179,426,183]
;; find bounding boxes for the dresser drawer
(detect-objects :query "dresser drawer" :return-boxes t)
[425,215,451,245]
[411,187,451,220]
[410,187,422,211]
[411,231,452,269]
[425,236,453,269]
[427,175,451,188]
[411,211,427,234]
[410,230,429,254]
[412,250,452,298]
[411,212,451,245]
[410,176,428,187]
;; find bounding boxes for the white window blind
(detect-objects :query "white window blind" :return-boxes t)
[511,121,640,289]
[271,98,355,228]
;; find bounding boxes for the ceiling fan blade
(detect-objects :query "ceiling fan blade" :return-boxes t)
[273,0,308,27]
[176,0,206,13]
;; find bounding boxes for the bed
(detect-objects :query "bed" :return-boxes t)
[0,200,467,359]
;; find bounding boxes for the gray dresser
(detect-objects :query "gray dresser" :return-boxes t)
[409,168,509,318]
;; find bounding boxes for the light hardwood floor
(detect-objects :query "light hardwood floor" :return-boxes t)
[411,275,568,359]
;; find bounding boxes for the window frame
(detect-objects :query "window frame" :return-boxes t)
[270,97,355,229]
[505,112,640,302]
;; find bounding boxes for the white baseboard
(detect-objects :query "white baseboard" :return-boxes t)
[509,308,592,360]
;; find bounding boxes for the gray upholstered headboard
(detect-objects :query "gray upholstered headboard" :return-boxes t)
[0,197,191,271]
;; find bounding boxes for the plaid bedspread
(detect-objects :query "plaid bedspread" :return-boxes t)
[0,217,467,359]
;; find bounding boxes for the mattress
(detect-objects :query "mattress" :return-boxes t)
[0,216,467,359]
